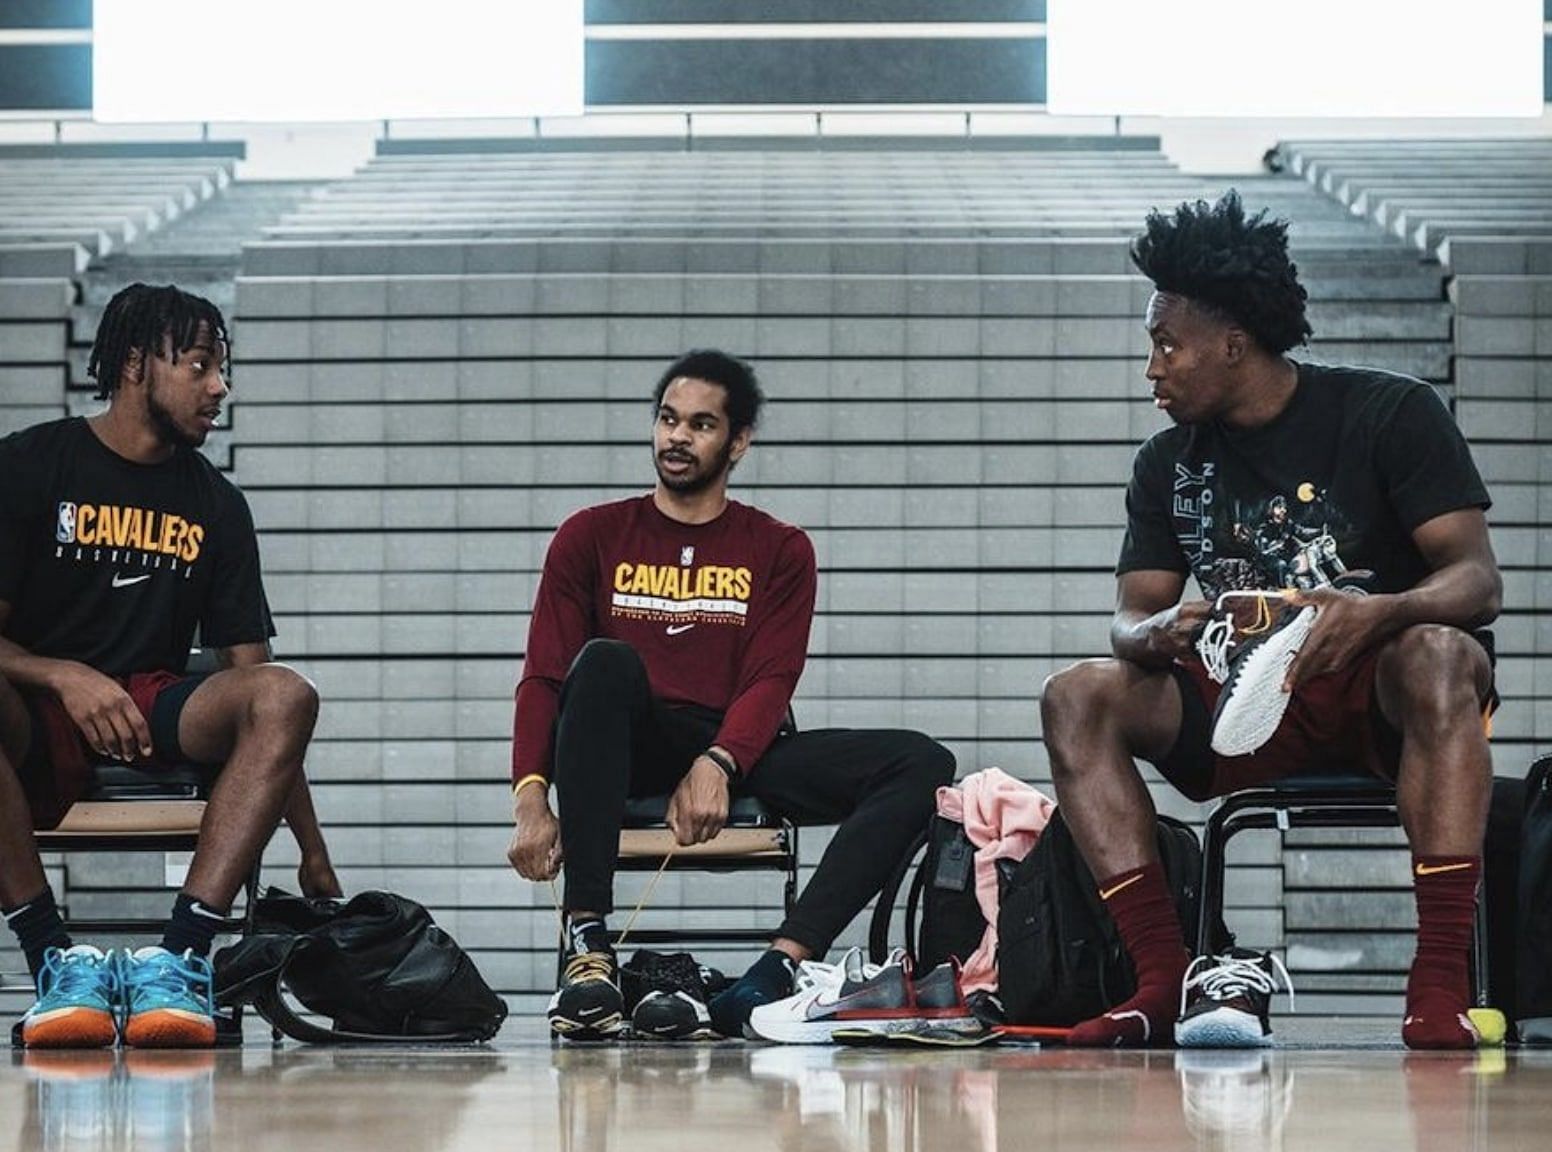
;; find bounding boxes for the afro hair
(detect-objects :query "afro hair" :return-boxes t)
[1130,190,1312,355]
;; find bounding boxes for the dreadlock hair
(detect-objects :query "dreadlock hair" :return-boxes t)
[87,283,230,401]
[653,349,765,434]
[1130,190,1312,355]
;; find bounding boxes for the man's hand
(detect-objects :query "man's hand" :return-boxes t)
[1144,599,1214,663]
[666,756,730,847]
[1285,587,1389,690]
[51,662,152,761]
[508,785,562,881]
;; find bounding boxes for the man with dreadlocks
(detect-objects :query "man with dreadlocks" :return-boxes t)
[0,283,338,1049]
[1039,192,1501,1050]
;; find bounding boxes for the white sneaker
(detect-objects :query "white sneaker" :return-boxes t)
[747,949,910,1045]
[1199,592,1317,757]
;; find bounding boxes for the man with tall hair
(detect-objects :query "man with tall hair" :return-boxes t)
[0,283,339,1049]
[508,349,955,1040]
[1040,192,1500,1050]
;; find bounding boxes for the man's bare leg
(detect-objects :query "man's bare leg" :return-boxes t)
[1375,625,1494,1050]
[1,675,120,1047]
[118,663,317,1048]
[1042,658,1192,1047]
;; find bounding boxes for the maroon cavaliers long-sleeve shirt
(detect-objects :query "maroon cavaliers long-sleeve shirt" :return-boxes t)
[510,495,817,783]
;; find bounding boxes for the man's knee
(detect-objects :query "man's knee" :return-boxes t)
[566,639,644,688]
[241,665,320,739]
[1041,659,1126,741]
[1384,625,1492,716]
[898,730,956,790]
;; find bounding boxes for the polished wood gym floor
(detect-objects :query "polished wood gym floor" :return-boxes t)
[3,1020,1550,1152]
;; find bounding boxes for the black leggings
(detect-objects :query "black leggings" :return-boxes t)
[553,639,955,956]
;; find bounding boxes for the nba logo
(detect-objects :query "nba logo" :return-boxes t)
[55,502,76,543]
[680,546,694,567]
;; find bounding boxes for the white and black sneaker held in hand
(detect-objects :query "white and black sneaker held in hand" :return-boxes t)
[548,921,625,1040]
[1175,950,1294,1048]
[1197,591,1316,757]
[621,950,723,1041]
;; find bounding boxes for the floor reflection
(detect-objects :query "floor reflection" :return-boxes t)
[20,1050,215,1152]
[4,1038,1549,1152]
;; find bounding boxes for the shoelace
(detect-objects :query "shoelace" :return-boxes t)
[122,950,213,1009]
[792,948,893,997]
[39,949,115,1004]
[1195,591,1294,685]
[1180,952,1296,1015]
[562,950,616,985]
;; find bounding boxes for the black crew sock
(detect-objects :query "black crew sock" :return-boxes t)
[160,892,229,959]
[708,948,798,1038]
[4,888,73,982]
[565,915,611,956]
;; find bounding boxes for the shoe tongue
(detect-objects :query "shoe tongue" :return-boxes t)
[61,944,106,961]
[132,945,172,961]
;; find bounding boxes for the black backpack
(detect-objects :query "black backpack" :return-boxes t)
[1519,757,1552,1043]
[215,889,508,1043]
[995,808,1221,1026]
[907,814,993,971]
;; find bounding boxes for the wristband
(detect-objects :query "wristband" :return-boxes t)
[512,773,549,800]
[703,748,739,782]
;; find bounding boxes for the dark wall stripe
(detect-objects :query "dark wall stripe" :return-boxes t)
[0,44,89,110]
[585,2,1044,23]
[586,38,1046,105]
[0,0,90,30]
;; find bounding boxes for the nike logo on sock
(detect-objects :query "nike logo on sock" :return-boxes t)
[188,901,226,921]
[1414,861,1475,877]
[1098,874,1144,901]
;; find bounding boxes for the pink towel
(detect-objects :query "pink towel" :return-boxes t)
[935,768,1055,993]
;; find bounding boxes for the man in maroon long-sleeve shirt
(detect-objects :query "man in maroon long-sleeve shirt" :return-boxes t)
[508,350,954,1040]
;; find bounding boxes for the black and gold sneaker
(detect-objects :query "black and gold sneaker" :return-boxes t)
[548,920,625,1040]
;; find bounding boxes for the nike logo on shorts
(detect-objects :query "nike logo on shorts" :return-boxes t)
[666,623,695,636]
[111,573,152,588]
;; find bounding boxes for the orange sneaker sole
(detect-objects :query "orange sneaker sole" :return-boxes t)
[123,1009,216,1049]
[22,1007,118,1050]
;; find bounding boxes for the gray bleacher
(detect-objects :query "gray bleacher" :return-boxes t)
[0,154,236,259]
[0,149,244,443]
[139,138,1507,1017]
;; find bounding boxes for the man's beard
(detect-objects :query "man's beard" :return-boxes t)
[654,438,734,494]
[147,384,203,449]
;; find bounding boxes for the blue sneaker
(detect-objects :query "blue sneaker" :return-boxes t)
[120,947,216,1048]
[21,945,120,1049]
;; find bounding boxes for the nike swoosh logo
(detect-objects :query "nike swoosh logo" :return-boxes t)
[666,624,695,636]
[1098,874,1144,901]
[1414,861,1476,877]
[111,573,152,588]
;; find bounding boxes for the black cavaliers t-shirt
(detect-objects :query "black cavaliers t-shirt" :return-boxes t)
[1117,363,1491,601]
[0,418,274,676]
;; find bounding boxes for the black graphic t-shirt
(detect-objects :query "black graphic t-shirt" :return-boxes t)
[0,418,274,676]
[1117,363,1491,601]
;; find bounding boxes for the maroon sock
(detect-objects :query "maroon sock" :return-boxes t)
[1069,863,1190,1048]
[1403,855,1480,1051]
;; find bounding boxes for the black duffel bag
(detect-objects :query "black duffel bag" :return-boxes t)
[215,888,507,1043]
